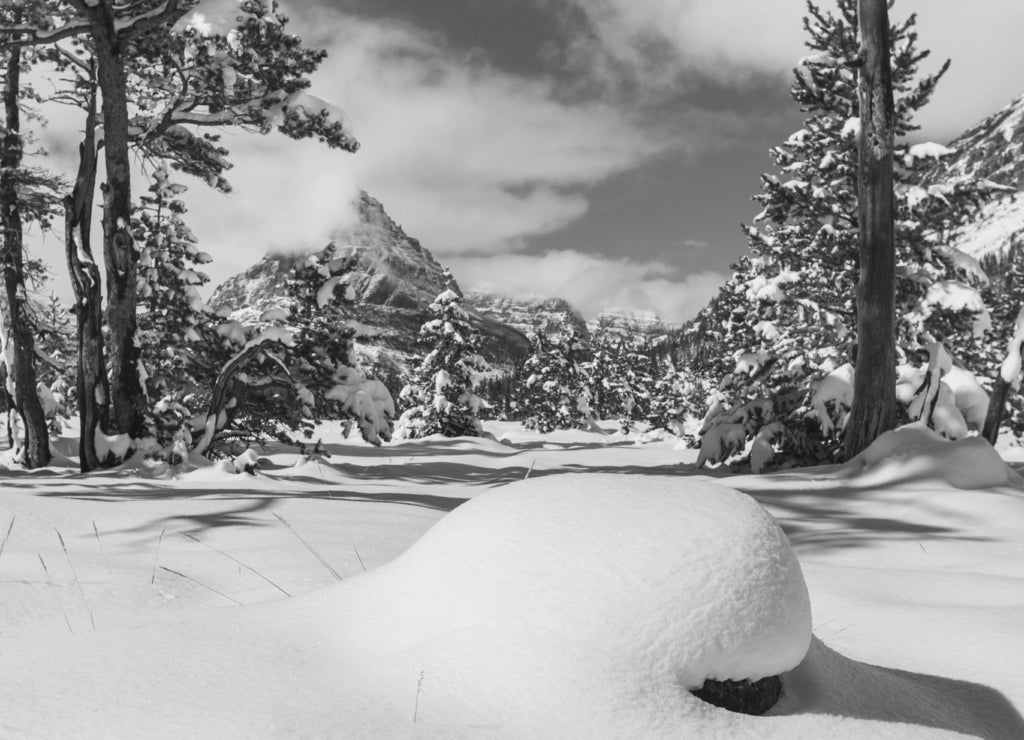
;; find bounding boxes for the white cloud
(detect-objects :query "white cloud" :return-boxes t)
[449,250,726,323]
[295,13,670,255]
[551,0,1024,141]
[142,8,680,286]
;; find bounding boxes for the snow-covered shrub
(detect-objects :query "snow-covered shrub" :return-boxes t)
[396,268,489,438]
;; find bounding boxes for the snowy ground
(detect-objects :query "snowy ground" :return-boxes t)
[1,422,1023,738]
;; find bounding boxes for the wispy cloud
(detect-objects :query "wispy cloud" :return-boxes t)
[544,0,1024,140]
[449,250,726,323]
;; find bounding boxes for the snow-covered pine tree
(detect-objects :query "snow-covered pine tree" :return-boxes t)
[188,245,394,457]
[584,326,658,431]
[397,269,489,438]
[696,0,1002,471]
[132,165,214,446]
[5,0,361,451]
[514,327,590,433]
[582,324,621,420]
[282,245,394,445]
[979,246,1024,439]
[646,361,706,439]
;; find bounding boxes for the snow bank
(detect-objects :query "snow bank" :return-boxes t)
[843,423,1021,489]
[334,473,811,731]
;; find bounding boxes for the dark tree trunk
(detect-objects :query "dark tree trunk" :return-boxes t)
[982,375,1010,445]
[1,40,50,468]
[65,82,108,473]
[85,1,145,440]
[844,0,897,461]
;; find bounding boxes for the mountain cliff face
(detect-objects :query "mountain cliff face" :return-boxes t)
[210,192,530,372]
[926,92,1024,262]
[462,292,588,337]
[588,309,677,337]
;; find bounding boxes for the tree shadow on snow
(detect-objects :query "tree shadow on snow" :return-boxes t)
[774,636,1024,740]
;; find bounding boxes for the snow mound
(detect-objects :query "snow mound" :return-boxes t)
[339,473,811,729]
[844,423,1022,489]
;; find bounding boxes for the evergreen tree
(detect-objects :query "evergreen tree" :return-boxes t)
[0,8,65,467]
[182,246,393,457]
[2,0,360,453]
[397,269,489,438]
[696,0,1000,470]
[133,164,213,445]
[514,327,589,433]
[584,327,658,430]
[978,246,1024,439]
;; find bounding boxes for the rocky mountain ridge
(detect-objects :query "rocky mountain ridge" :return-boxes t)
[927,91,1024,262]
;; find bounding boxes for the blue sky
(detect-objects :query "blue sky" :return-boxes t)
[34,0,1024,322]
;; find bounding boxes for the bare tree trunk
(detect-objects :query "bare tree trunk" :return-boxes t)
[1,41,50,468]
[844,0,897,461]
[65,82,108,472]
[84,1,145,439]
[982,375,1011,445]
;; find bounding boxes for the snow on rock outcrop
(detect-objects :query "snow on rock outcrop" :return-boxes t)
[842,422,1022,490]
[336,473,812,730]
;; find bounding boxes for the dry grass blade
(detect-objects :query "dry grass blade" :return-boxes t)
[181,532,290,597]
[55,528,95,631]
[353,546,366,573]
[151,528,166,585]
[414,670,425,723]
[157,565,243,605]
[0,517,14,566]
[273,512,342,582]
[92,521,111,576]
[38,554,74,635]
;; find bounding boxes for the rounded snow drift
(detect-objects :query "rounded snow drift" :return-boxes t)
[374,473,811,700]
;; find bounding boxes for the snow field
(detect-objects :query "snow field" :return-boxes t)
[0,422,1022,737]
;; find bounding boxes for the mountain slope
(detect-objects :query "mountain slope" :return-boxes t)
[927,91,1024,262]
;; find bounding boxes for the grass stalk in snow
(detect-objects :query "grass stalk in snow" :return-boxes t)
[38,554,73,634]
[525,458,536,479]
[151,528,166,585]
[55,528,95,631]
[92,521,111,577]
[181,532,291,597]
[414,671,425,723]
[353,546,367,572]
[0,517,14,566]
[273,512,342,581]
[158,565,243,605]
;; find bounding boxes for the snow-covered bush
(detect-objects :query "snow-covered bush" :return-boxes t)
[396,269,489,438]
